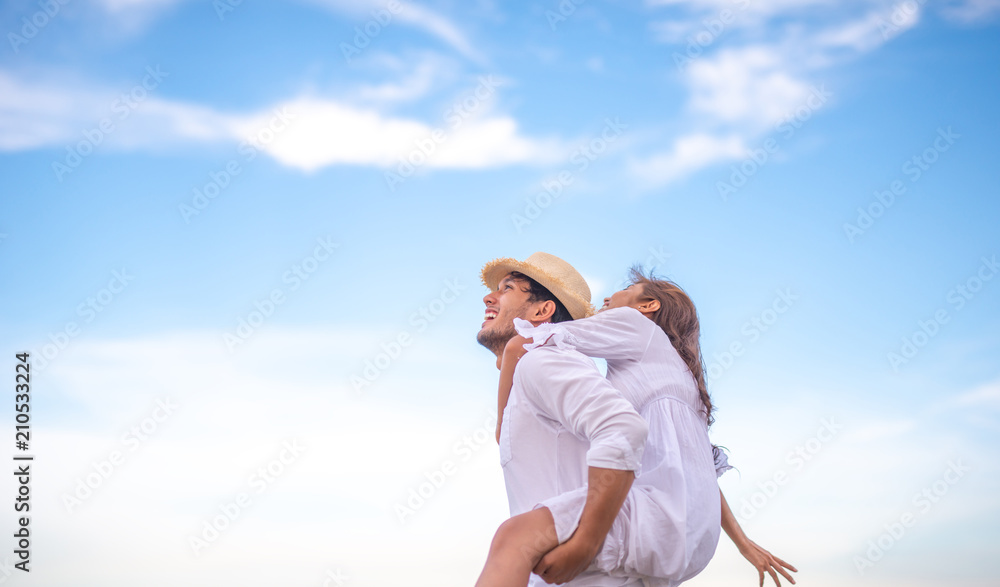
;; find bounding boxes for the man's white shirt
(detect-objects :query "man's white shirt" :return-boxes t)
[499,345,648,587]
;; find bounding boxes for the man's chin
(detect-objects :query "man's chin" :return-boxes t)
[476,323,515,355]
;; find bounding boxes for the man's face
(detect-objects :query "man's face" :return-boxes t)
[476,273,536,356]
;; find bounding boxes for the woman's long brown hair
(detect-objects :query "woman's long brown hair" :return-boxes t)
[629,267,714,426]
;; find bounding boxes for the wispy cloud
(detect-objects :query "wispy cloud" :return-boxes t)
[646,0,832,17]
[0,67,563,172]
[953,380,1000,407]
[238,96,564,171]
[628,132,745,187]
[842,419,918,443]
[815,7,920,52]
[89,0,190,34]
[687,46,812,129]
[353,53,457,104]
[86,0,484,62]
[0,69,235,151]
[30,328,506,586]
[303,0,484,62]
[395,2,483,62]
[631,1,927,189]
[940,0,1000,23]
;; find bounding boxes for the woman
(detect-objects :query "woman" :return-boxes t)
[476,268,796,587]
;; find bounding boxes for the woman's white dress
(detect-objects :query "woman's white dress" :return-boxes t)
[513,307,731,586]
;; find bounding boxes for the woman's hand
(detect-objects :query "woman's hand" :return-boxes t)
[503,334,531,360]
[496,335,533,444]
[532,534,600,585]
[719,489,797,586]
[736,538,797,587]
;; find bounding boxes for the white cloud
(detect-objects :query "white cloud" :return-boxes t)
[646,0,832,18]
[0,70,236,152]
[632,1,925,188]
[93,0,184,9]
[18,328,509,586]
[940,0,1000,22]
[816,3,922,52]
[0,72,98,150]
[235,96,564,172]
[303,0,483,62]
[0,69,563,172]
[687,46,812,129]
[235,98,427,169]
[628,132,745,186]
[703,392,996,586]
[85,0,483,63]
[954,380,1000,407]
[89,0,189,34]
[15,331,1000,586]
[88,0,484,61]
[841,419,918,443]
[650,19,698,44]
[353,53,455,103]
[396,2,483,62]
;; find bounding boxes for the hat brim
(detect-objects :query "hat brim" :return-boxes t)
[480,257,595,320]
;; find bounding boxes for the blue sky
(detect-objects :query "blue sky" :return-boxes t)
[1,0,999,585]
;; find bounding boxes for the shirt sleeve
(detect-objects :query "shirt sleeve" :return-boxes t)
[513,307,655,362]
[515,348,648,472]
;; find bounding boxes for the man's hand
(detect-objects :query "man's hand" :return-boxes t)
[532,535,600,585]
[737,538,797,587]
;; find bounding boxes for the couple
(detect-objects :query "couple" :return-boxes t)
[473,252,796,587]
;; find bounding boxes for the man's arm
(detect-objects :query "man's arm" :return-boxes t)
[516,350,648,473]
[516,349,648,583]
[532,466,634,583]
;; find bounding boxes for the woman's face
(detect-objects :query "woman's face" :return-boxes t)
[600,283,646,312]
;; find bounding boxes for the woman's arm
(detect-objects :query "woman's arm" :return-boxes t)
[496,334,530,443]
[720,489,798,586]
[513,307,653,361]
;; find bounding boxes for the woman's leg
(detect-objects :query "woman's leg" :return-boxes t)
[475,507,560,587]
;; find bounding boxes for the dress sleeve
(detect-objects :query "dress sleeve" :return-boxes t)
[515,349,648,472]
[513,307,655,361]
[713,445,734,478]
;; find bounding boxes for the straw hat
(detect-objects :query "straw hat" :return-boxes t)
[480,252,595,320]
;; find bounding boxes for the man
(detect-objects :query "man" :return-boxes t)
[475,251,648,586]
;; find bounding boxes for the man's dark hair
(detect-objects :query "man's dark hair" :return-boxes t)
[509,271,573,323]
